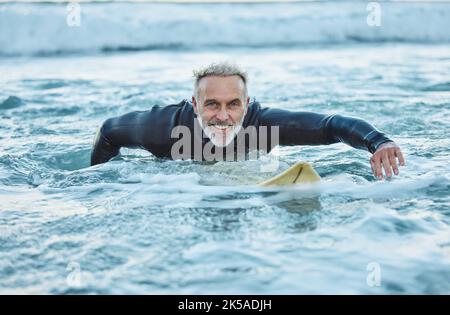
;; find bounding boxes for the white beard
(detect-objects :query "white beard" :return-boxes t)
[197,115,244,148]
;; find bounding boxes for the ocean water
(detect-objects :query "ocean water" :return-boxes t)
[1,1,450,294]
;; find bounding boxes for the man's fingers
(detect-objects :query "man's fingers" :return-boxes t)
[395,147,405,166]
[372,156,383,179]
[381,152,392,178]
[370,158,376,176]
[371,144,405,180]
[389,152,399,175]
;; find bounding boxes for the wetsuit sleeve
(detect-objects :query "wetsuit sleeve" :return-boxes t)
[259,108,392,153]
[90,111,150,165]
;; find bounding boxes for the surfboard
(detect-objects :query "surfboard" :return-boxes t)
[259,162,321,186]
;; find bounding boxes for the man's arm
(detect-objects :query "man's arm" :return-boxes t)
[90,102,189,166]
[90,111,152,166]
[259,108,405,178]
[90,122,121,166]
[260,108,391,153]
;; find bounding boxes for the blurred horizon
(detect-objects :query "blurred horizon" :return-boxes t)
[2,0,450,58]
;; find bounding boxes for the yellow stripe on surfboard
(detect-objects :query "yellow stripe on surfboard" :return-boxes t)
[259,162,321,186]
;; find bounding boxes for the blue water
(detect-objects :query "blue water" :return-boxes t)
[1,2,450,294]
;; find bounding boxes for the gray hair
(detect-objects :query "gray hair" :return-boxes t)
[193,62,248,98]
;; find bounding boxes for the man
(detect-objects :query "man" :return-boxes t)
[91,62,405,179]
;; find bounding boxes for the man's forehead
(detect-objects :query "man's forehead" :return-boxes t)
[198,75,245,95]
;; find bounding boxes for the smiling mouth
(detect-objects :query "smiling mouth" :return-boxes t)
[208,124,233,132]
[211,125,231,130]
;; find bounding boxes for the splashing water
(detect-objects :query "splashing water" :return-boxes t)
[1,2,450,294]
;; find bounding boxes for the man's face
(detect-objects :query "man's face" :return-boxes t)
[192,75,250,147]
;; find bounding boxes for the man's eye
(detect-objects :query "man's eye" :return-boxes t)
[229,101,239,107]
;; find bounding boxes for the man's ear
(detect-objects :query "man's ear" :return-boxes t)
[192,96,198,115]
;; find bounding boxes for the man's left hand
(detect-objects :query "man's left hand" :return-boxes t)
[370,141,405,180]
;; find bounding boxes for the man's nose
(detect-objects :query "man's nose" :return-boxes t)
[216,107,229,121]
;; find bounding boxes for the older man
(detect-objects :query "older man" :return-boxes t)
[91,62,405,179]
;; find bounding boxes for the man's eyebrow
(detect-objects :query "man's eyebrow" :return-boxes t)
[203,98,241,104]
[227,98,241,104]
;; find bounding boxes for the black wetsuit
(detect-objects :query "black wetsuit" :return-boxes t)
[91,100,392,165]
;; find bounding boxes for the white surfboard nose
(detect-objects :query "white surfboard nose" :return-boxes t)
[259,162,321,186]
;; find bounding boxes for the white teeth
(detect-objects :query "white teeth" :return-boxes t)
[212,125,231,130]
